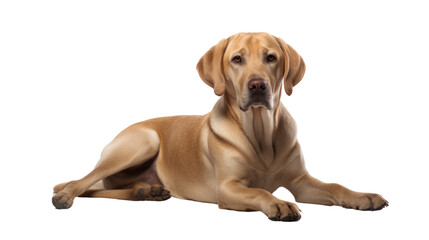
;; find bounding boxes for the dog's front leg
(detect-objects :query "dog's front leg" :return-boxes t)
[287,174,389,210]
[217,180,301,221]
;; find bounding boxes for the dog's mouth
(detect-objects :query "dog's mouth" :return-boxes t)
[239,98,272,112]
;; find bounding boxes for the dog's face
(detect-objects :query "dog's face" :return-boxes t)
[223,33,284,111]
[197,32,306,112]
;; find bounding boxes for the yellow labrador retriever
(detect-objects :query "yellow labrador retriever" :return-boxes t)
[53,32,388,221]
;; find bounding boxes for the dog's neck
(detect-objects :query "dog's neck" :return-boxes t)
[241,107,275,159]
[224,94,280,163]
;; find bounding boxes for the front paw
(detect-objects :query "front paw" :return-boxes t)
[265,201,301,222]
[341,193,389,211]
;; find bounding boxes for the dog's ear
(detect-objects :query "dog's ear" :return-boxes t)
[197,38,229,96]
[275,37,306,96]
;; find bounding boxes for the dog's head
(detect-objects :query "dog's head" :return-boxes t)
[197,32,305,111]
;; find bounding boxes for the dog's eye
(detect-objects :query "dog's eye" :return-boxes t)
[266,54,276,63]
[232,55,242,64]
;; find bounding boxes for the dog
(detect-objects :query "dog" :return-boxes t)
[53,32,388,221]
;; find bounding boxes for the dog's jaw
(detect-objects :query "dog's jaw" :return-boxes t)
[239,101,273,112]
[238,90,274,112]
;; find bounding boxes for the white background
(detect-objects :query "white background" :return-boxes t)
[1,0,428,239]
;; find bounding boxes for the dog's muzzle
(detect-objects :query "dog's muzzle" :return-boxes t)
[239,79,272,111]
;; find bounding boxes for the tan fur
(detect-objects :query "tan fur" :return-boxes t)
[53,32,388,221]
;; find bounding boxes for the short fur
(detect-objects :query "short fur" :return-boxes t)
[53,33,388,221]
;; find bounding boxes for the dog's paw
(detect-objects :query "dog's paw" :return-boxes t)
[134,184,171,201]
[341,193,389,211]
[52,191,74,209]
[266,201,301,222]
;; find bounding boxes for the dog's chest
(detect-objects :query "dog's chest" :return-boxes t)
[247,169,283,193]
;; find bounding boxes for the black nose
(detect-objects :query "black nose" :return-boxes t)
[248,79,268,93]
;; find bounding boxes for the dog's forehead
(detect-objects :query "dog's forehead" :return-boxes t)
[226,33,281,54]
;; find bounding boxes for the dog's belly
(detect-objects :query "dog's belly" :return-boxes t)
[102,156,162,189]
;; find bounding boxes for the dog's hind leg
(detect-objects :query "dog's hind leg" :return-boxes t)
[52,127,160,209]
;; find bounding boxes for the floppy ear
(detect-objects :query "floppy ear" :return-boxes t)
[196,38,229,96]
[276,37,306,96]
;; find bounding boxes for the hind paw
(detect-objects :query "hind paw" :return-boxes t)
[134,184,171,201]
